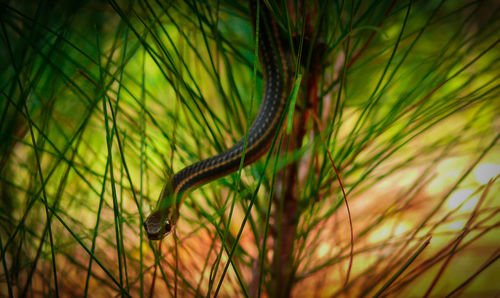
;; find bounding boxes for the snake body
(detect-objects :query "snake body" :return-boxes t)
[144,0,291,240]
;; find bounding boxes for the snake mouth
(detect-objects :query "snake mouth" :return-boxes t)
[147,231,166,240]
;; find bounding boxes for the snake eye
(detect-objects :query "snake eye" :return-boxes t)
[164,220,172,234]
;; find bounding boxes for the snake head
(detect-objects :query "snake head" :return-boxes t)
[144,209,174,240]
[144,178,179,240]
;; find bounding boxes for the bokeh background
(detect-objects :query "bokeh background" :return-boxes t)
[0,0,499,296]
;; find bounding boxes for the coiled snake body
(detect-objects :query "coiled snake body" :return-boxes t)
[144,0,291,240]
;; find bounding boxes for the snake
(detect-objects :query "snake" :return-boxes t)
[144,0,292,240]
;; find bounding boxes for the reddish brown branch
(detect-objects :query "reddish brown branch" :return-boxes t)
[271,59,321,297]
